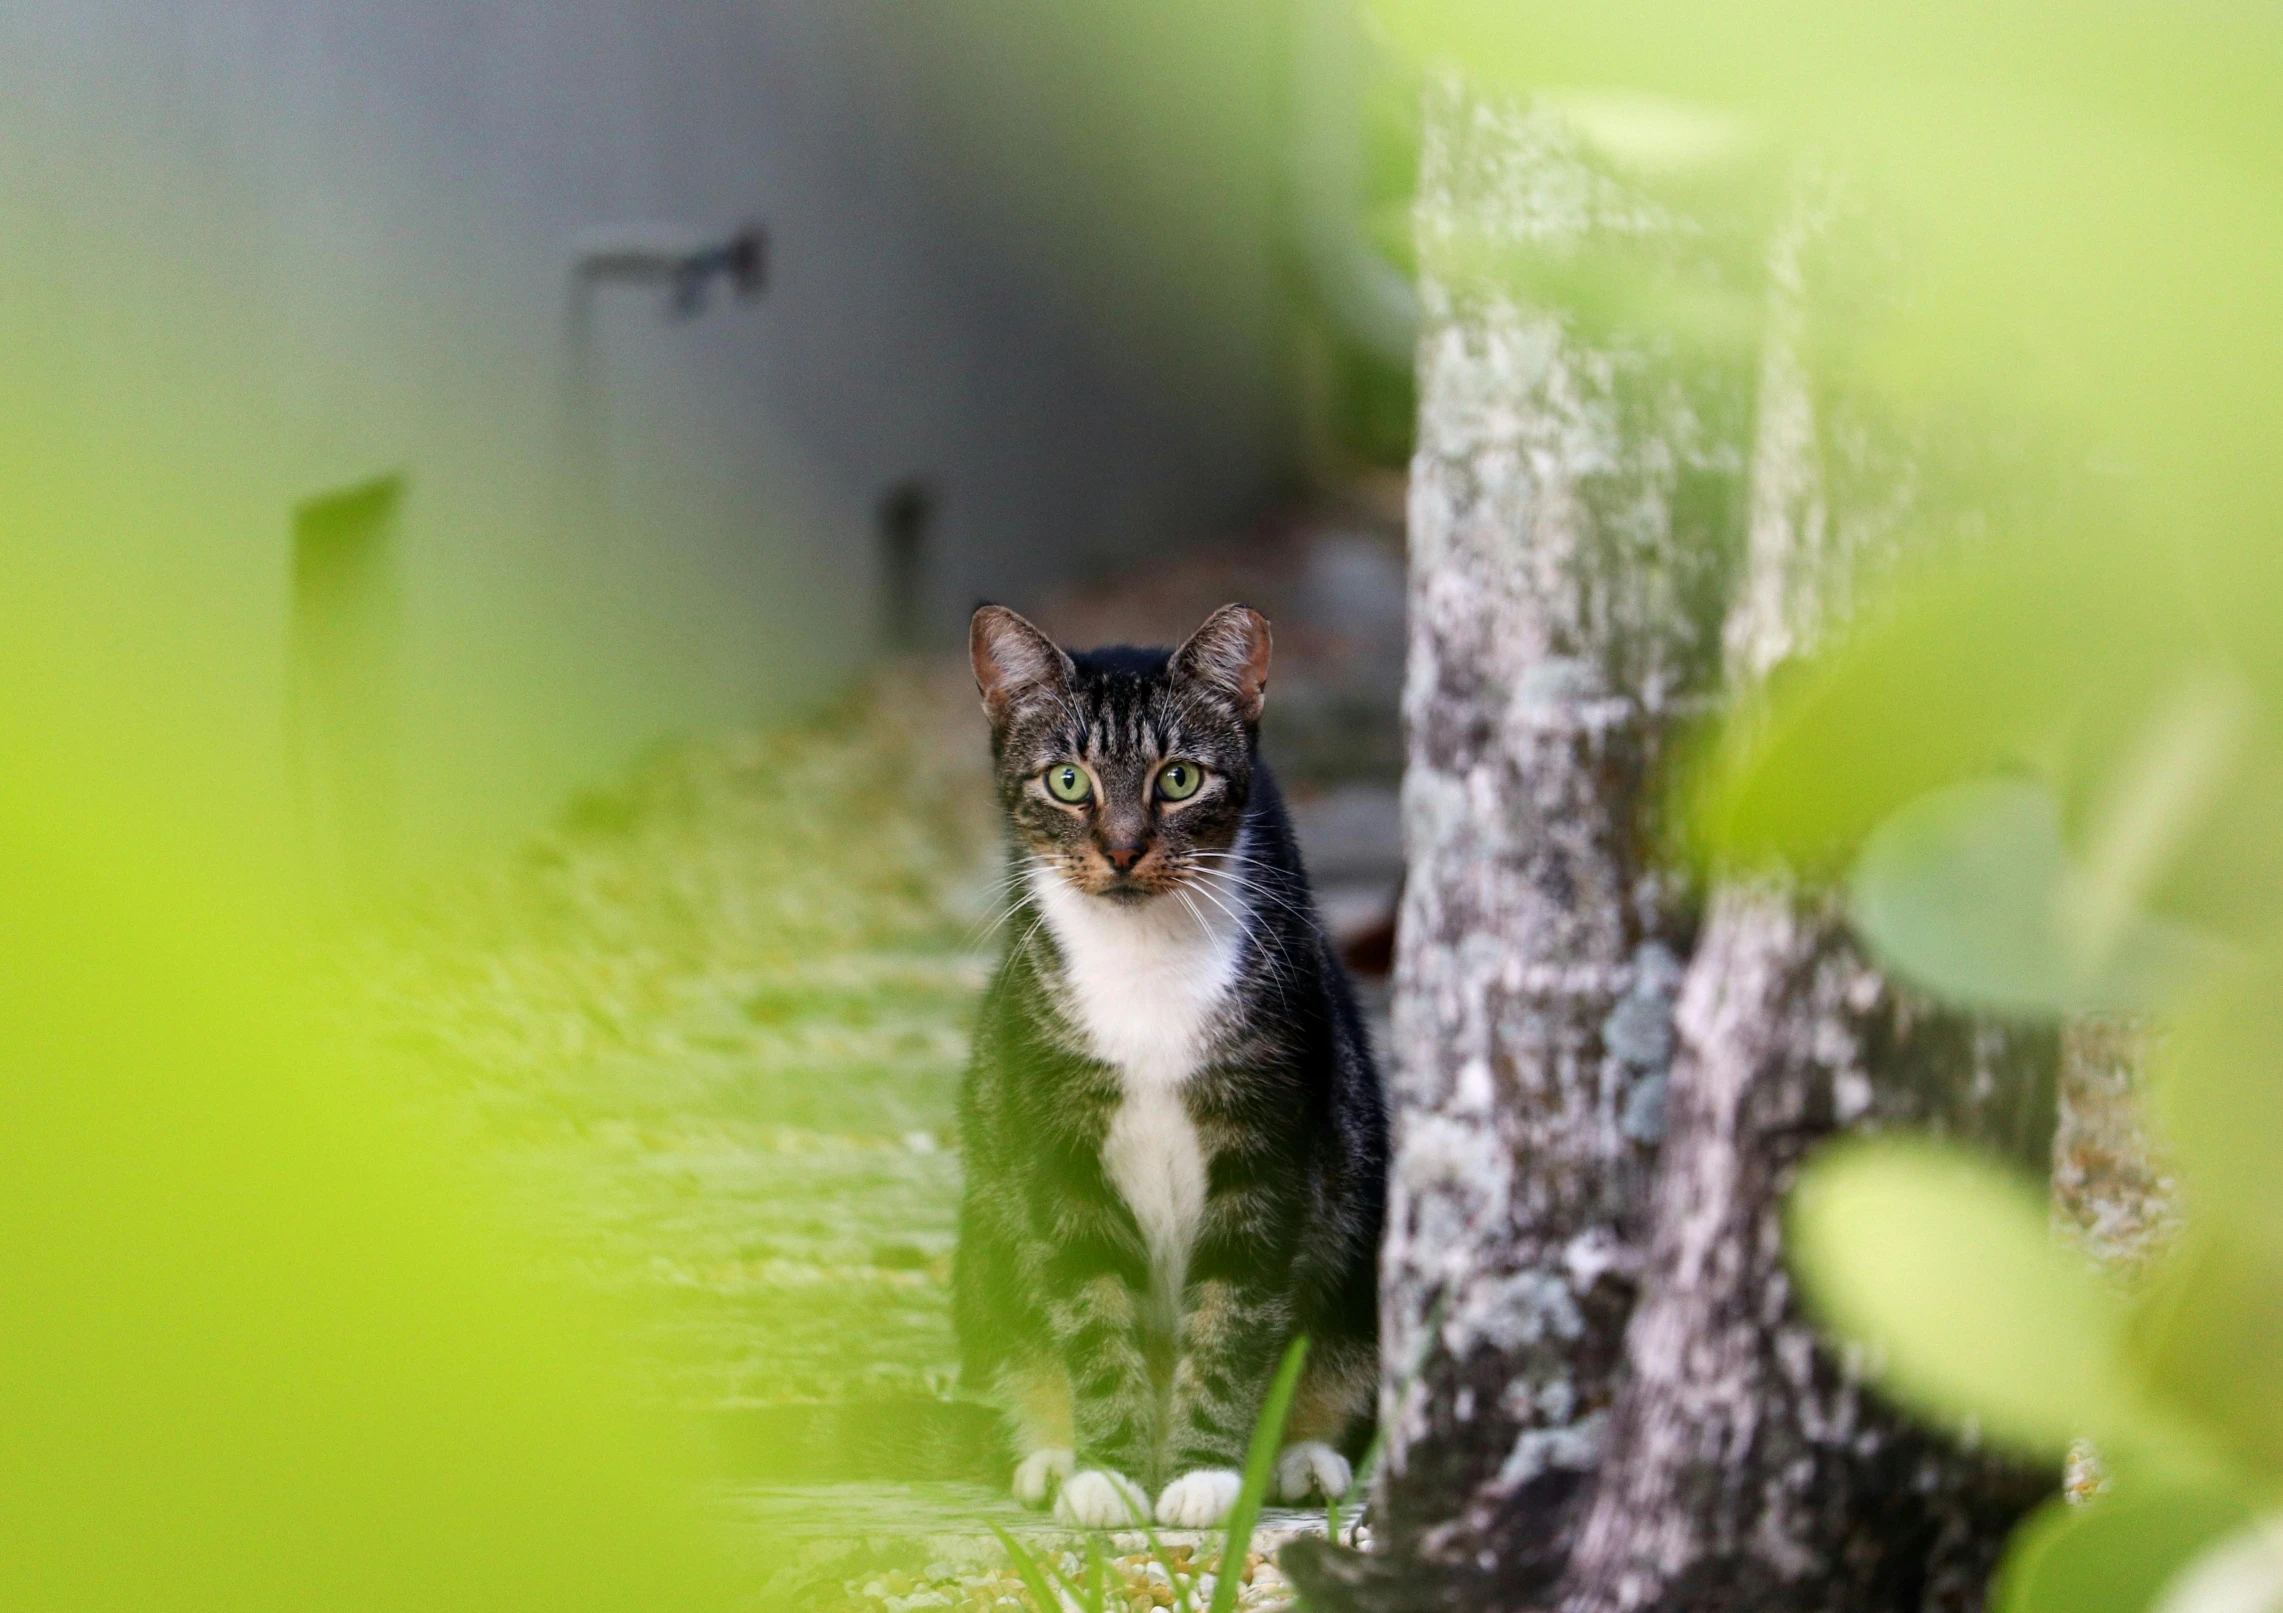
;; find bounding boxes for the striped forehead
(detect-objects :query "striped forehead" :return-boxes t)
[1057,675,1183,762]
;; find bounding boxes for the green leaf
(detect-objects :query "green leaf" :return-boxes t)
[1697,535,2201,877]
[1533,89,1761,174]
[1847,777,2219,1016]
[1994,1485,2255,1613]
[1365,0,2283,506]
[2154,956,2283,1253]
[1787,1138,2165,1460]
[2148,1514,2283,1613]
[1211,1335,1311,1613]
[2130,1230,2283,1481]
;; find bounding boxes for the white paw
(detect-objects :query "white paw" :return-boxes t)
[1054,1468,1150,1528]
[1013,1447,1075,1508]
[1274,1440,1352,1503]
[1155,1468,1243,1528]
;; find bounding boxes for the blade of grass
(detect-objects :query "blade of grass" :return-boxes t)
[1211,1334,1311,1613]
[990,1523,1068,1613]
[1039,1544,1101,1613]
[1086,1536,1114,1613]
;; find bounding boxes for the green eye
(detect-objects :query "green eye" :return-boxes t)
[1156,761,1204,802]
[1045,763,1092,804]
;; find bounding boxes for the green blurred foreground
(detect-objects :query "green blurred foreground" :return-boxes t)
[0,731,738,1609]
[2,667,1007,1610]
[15,2,2283,1610]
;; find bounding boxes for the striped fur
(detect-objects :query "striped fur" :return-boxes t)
[954,604,1388,1527]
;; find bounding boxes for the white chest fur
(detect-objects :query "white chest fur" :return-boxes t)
[1028,863,1249,1316]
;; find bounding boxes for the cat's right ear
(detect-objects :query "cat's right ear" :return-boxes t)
[970,605,1074,724]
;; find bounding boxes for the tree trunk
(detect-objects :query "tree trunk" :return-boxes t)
[1373,73,1745,1573]
[1289,95,2057,1613]
[1548,884,2054,1613]
[1540,169,2058,1613]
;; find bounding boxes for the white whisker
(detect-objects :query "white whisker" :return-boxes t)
[1184,867,1302,999]
[965,854,1064,946]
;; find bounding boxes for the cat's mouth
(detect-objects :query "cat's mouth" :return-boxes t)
[1082,869,1164,902]
[1059,857,1182,902]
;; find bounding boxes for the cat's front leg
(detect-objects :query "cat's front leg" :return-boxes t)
[1156,1275,1291,1528]
[1045,1269,1157,1528]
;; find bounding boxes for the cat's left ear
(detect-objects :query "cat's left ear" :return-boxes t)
[1173,604,1272,723]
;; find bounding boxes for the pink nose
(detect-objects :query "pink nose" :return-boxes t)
[1104,845,1143,872]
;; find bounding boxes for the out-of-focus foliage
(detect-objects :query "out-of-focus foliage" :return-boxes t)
[1786,1140,2176,1466]
[1844,779,2217,1017]
[1994,1488,2256,1613]
[0,769,732,1609]
[1372,4,2283,1613]
[1788,1131,2283,1613]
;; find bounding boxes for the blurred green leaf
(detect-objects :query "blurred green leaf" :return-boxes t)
[1698,535,2200,874]
[1848,777,2220,1016]
[1370,0,2283,516]
[1695,532,2283,954]
[0,804,729,1610]
[1994,1485,2254,1613]
[1424,229,1766,356]
[1788,1138,2174,1462]
[2154,958,2283,1256]
[990,1525,1067,1613]
[2130,1231,2283,1479]
[1534,89,1761,175]
[2149,1514,2283,1613]
[1087,1536,1117,1613]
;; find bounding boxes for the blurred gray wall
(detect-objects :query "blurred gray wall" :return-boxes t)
[0,1,1297,870]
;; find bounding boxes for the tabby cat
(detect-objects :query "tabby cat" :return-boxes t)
[954,602,1387,1529]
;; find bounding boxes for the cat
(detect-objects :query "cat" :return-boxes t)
[953,601,1388,1530]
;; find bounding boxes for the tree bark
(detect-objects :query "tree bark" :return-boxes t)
[1289,100,2058,1613]
[1543,172,2056,1612]
[1373,74,1746,1572]
[1548,886,2054,1613]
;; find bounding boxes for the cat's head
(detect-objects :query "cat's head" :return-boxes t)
[969,602,1270,904]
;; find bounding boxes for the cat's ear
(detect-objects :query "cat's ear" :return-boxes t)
[1172,604,1272,723]
[970,605,1075,723]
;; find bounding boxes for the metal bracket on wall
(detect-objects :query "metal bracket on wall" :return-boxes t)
[571,223,766,318]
